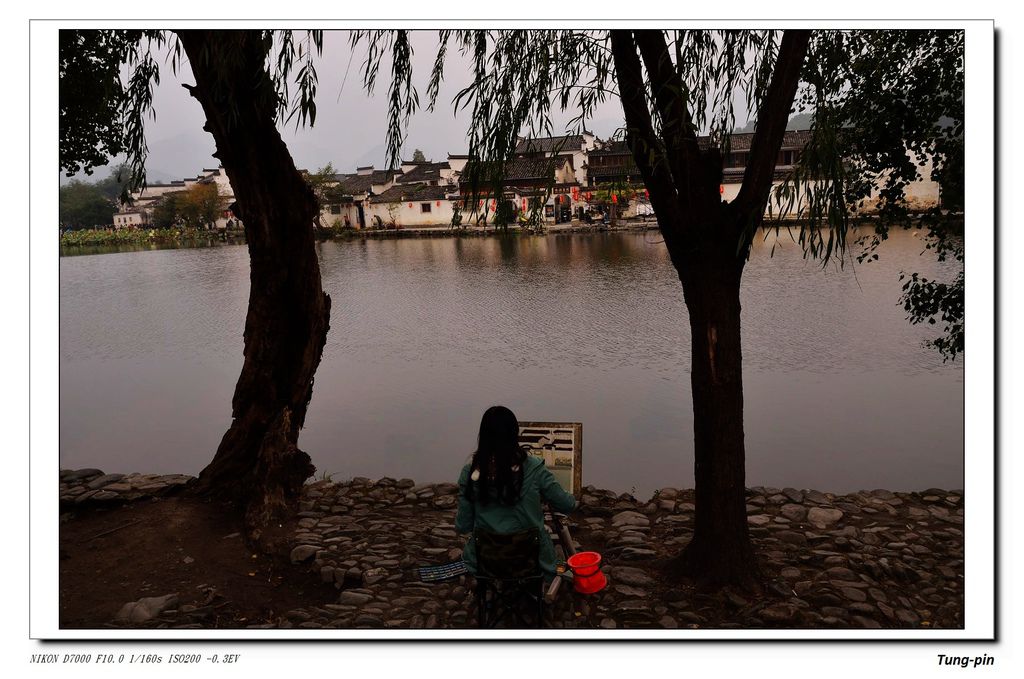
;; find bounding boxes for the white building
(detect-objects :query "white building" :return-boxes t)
[364,183,460,228]
[113,167,239,229]
[514,132,596,186]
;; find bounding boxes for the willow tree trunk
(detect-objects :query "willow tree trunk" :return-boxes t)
[672,240,757,588]
[609,27,809,589]
[177,30,331,533]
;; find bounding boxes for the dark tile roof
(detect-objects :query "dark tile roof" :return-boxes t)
[371,182,453,203]
[698,129,813,152]
[587,156,640,182]
[460,156,571,185]
[514,134,584,155]
[589,140,631,156]
[396,162,450,184]
[335,169,400,195]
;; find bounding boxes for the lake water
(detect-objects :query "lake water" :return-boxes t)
[59,229,964,497]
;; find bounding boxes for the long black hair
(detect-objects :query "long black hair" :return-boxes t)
[466,405,527,506]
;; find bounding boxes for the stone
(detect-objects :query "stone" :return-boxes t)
[748,514,772,527]
[613,585,648,598]
[840,587,868,602]
[895,608,921,624]
[338,591,374,606]
[614,599,651,614]
[782,488,805,503]
[655,487,680,500]
[611,511,650,528]
[610,566,655,587]
[87,473,125,490]
[807,507,844,528]
[599,618,617,629]
[805,490,830,505]
[354,614,384,627]
[780,503,808,522]
[780,567,802,580]
[852,615,882,628]
[658,615,678,628]
[824,566,857,581]
[433,495,457,509]
[114,594,179,624]
[364,569,387,585]
[775,531,808,546]
[64,468,104,482]
[290,545,319,563]
[760,604,798,624]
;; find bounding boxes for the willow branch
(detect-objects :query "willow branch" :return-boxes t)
[731,29,810,222]
[609,30,682,238]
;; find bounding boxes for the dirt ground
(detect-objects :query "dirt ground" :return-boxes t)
[59,494,337,628]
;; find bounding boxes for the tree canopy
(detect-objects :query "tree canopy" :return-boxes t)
[58,164,130,229]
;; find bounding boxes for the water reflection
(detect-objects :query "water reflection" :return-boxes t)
[60,229,963,496]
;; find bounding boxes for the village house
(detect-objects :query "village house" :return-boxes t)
[514,132,596,186]
[364,182,459,228]
[459,155,579,224]
[317,166,401,229]
[113,167,238,229]
[393,160,456,187]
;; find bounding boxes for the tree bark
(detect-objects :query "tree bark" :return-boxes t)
[176,30,331,534]
[671,239,758,588]
[611,29,809,588]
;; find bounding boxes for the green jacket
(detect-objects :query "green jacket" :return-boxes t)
[455,456,577,579]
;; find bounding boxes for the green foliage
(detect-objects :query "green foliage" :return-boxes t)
[60,226,213,247]
[60,29,326,201]
[151,193,181,229]
[59,31,151,179]
[151,182,223,229]
[900,266,964,361]
[411,148,427,163]
[58,165,130,229]
[305,162,338,208]
[59,180,116,229]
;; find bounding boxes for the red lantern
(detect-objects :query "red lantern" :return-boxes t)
[522,198,527,211]
[436,200,441,206]
[408,202,413,208]
[644,189,649,199]
[720,185,725,194]
[612,194,618,204]
[586,192,592,201]
[491,200,496,210]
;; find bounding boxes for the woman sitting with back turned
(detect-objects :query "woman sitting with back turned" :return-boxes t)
[455,405,577,581]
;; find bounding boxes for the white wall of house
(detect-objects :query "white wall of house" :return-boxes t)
[720,173,942,218]
[365,198,458,227]
[113,212,145,229]
[320,202,364,229]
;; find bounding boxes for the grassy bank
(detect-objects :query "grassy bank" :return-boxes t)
[59,227,246,247]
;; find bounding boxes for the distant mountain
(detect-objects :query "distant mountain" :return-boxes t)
[145,130,219,178]
[735,113,813,134]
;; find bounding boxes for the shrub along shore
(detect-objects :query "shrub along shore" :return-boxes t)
[59,468,964,630]
[58,222,659,248]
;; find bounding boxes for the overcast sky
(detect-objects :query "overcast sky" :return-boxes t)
[97,31,633,183]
